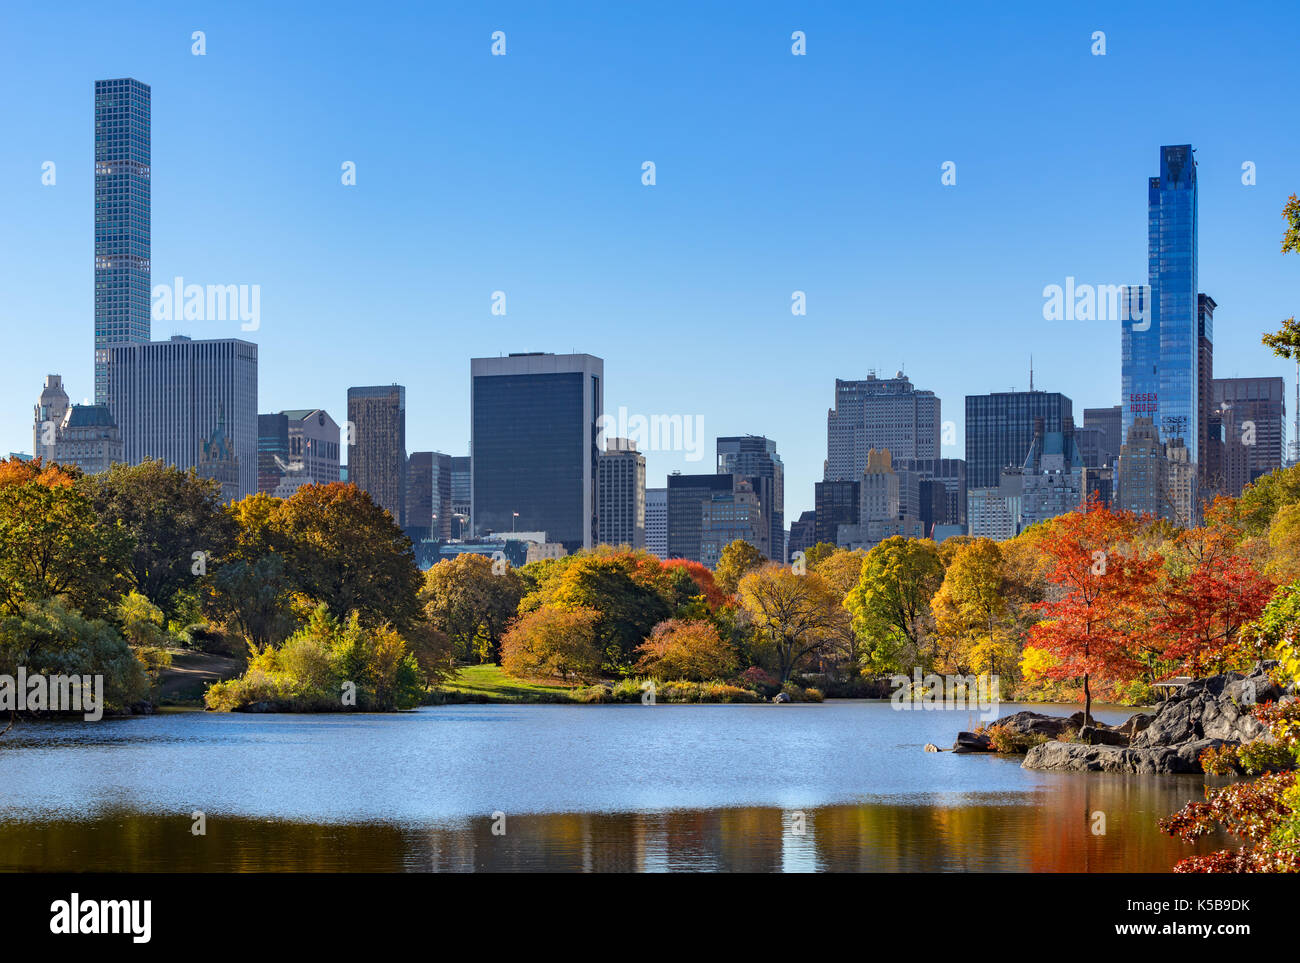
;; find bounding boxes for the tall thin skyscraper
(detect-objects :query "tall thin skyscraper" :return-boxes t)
[1123,145,1199,460]
[347,385,407,526]
[470,353,603,553]
[598,438,646,549]
[94,78,151,404]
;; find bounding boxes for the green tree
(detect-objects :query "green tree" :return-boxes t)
[713,539,767,595]
[843,536,943,673]
[88,460,235,619]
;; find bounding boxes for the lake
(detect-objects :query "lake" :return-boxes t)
[0,701,1229,872]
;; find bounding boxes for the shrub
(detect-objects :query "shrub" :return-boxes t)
[204,605,423,712]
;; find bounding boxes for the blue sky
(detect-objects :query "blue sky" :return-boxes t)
[2,0,1297,519]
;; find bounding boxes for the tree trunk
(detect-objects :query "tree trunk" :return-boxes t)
[1083,672,1092,728]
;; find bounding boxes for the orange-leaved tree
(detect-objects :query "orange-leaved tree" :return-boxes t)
[1029,500,1163,725]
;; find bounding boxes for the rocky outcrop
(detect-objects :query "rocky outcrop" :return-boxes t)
[1022,664,1292,774]
[1023,738,1234,774]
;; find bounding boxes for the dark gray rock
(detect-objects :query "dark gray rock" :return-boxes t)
[772,692,791,704]
[1119,712,1154,740]
[953,731,993,753]
[1079,724,1130,747]
[984,710,1084,739]
[1133,664,1280,748]
[1023,741,1201,774]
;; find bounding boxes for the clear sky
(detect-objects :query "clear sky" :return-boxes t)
[2,0,1297,520]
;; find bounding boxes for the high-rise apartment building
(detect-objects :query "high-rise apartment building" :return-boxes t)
[825,372,941,482]
[965,390,1072,512]
[471,353,602,553]
[814,479,860,546]
[645,487,668,559]
[257,414,290,495]
[283,409,341,486]
[717,435,784,562]
[893,456,966,526]
[788,510,816,560]
[1019,418,1084,529]
[450,455,471,532]
[598,438,646,549]
[94,78,151,404]
[1083,405,1123,468]
[968,470,1023,541]
[1115,417,1168,519]
[347,385,407,526]
[1197,295,1216,492]
[1212,377,1287,493]
[700,478,766,568]
[1123,145,1199,462]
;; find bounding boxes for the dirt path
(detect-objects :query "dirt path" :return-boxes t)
[156,651,244,703]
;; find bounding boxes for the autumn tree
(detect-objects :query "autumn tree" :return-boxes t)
[1155,527,1275,674]
[713,540,767,595]
[0,463,129,618]
[932,538,1015,677]
[500,606,603,684]
[533,555,671,669]
[421,553,525,663]
[843,536,943,673]
[272,483,422,629]
[737,564,843,682]
[634,619,738,681]
[1029,502,1163,725]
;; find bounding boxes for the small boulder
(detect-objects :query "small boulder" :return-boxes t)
[952,731,993,753]
[1079,724,1130,747]
[772,691,791,704]
[923,743,942,753]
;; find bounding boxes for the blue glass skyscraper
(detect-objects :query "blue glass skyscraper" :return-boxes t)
[94,78,151,404]
[1123,145,1198,461]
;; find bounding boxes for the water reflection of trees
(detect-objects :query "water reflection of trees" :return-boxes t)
[0,782,1230,872]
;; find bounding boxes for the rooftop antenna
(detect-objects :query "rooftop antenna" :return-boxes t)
[1029,355,1034,392]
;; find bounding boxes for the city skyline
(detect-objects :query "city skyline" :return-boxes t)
[3,4,1299,522]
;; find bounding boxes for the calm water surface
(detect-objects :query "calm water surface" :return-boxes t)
[0,701,1228,872]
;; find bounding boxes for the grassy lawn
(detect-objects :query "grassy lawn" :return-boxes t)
[435,664,582,703]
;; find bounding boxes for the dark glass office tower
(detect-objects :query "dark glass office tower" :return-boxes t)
[471,353,603,553]
[257,413,290,494]
[347,385,407,526]
[964,390,1072,505]
[94,78,151,404]
[666,472,734,561]
[717,435,785,562]
[1123,145,1198,459]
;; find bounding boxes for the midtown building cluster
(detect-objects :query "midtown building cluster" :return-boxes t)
[19,84,1296,572]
